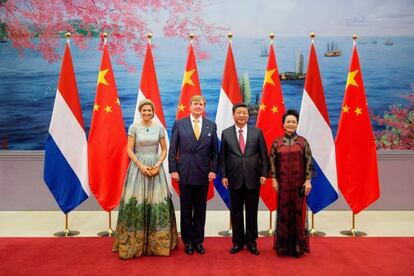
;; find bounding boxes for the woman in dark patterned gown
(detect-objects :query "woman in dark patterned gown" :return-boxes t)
[269,109,312,258]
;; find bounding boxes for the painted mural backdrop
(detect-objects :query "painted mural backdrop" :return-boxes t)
[0,0,413,150]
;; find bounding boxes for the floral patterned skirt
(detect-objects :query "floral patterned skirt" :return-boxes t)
[112,156,178,260]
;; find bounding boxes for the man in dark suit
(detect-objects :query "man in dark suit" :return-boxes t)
[220,103,268,255]
[169,95,218,255]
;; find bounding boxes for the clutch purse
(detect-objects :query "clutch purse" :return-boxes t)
[147,166,160,177]
[298,185,305,198]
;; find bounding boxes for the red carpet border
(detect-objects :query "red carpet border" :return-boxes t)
[0,237,413,275]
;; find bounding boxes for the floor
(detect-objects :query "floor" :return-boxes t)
[1,210,413,237]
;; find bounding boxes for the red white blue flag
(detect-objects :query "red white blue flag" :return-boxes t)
[297,42,338,213]
[215,41,243,209]
[44,42,89,213]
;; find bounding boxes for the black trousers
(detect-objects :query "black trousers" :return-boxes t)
[229,183,260,247]
[179,182,209,245]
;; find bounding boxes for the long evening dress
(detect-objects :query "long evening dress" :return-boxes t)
[113,123,178,260]
[269,132,312,257]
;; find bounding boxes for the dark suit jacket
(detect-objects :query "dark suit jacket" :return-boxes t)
[168,116,219,186]
[219,125,269,190]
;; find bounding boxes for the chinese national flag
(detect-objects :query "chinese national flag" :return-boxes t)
[256,43,285,211]
[173,43,214,200]
[134,42,172,193]
[335,44,380,214]
[88,44,129,212]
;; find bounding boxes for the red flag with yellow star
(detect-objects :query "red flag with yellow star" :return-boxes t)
[88,44,129,212]
[335,44,380,214]
[173,43,215,200]
[256,43,286,211]
[134,42,173,194]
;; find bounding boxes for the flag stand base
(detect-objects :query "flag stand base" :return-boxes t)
[341,213,367,236]
[259,212,274,237]
[97,228,115,237]
[340,229,366,237]
[53,229,79,237]
[218,214,232,236]
[259,228,273,237]
[54,213,79,237]
[97,211,115,237]
[218,229,232,237]
[309,228,326,237]
[309,213,326,236]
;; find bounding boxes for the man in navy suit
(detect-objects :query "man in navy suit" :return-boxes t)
[220,103,269,255]
[169,95,218,255]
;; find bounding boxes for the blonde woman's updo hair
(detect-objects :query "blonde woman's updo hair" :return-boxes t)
[138,99,155,119]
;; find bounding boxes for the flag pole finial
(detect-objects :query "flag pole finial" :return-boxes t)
[188,33,194,45]
[352,34,357,46]
[269,33,275,44]
[146,32,153,44]
[228,32,233,43]
[310,32,315,43]
[65,32,71,44]
[101,32,108,45]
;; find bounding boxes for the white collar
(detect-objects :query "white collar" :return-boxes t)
[236,124,247,133]
[190,114,202,123]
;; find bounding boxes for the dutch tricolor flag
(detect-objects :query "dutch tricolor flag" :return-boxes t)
[214,40,243,209]
[297,42,338,213]
[44,42,89,214]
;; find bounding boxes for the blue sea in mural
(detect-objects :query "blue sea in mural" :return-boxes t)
[0,36,413,150]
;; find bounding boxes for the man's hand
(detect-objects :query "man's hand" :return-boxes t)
[171,172,180,181]
[221,177,229,189]
[260,176,266,186]
[208,172,216,181]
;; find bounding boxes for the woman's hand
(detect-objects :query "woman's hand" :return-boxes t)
[139,164,151,176]
[304,179,312,196]
[272,178,279,192]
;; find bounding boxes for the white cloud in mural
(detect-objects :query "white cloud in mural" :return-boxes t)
[201,0,414,37]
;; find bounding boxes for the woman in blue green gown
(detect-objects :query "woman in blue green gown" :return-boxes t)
[113,99,178,260]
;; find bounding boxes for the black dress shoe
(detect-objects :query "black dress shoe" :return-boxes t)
[229,244,243,254]
[247,244,260,255]
[195,243,205,254]
[185,244,194,255]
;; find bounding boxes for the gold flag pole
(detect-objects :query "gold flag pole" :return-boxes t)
[309,212,326,236]
[54,213,80,237]
[52,32,80,238]
[218,32,234,238]
[259,211,274,236]
[306,32,326,237]
[340,212,367,236]
[340,35,367,237]
[97,210,116,237]
[218,214,232,237]
[258,33,276,238]
[93,31,115,237]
